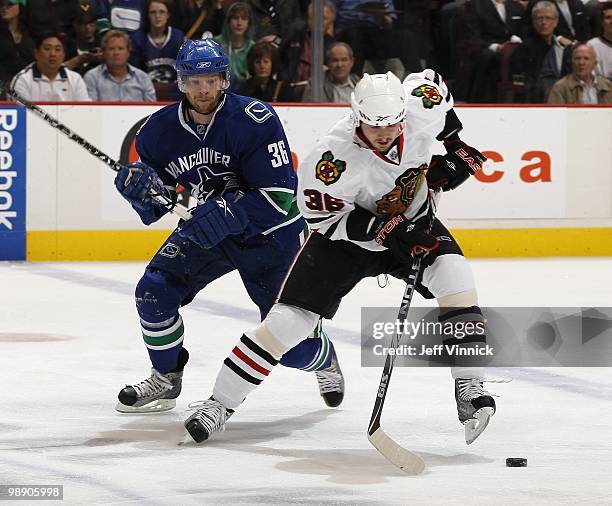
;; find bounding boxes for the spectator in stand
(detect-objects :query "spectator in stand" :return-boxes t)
[548,42,612,102]
[333,0,420,77]
[238,41,293,100]
[587,3,611,79]
[84,29,156,101]
[279,0,336,101]
[214,2,256,88]
[174,0,224,39]
[523,0,590,43]
[10,32,91,100]
[0,0,34,89]
[301,41,359,102]
[22,0,80,39]
[459,0,525,102]
[96,0,147,33]
[64,4,103,75]
[249,0,304,46]
[512,1,571,101]
[130,0,184,99]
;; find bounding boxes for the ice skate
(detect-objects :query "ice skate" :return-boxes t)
[184,397,234,443]
[455,378,496,444]
[315,348,345,407]
[115,348,189,413]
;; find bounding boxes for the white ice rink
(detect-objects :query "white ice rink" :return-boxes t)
[1,258,612,505]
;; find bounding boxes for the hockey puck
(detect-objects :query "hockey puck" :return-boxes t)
[506,458,527,467]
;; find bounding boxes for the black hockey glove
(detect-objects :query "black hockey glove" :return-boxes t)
[369,214,439,262]
[178,193,249,249]
[427,139,486,192]
[115,162,173,225]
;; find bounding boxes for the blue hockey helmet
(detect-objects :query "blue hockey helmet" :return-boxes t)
[175,39,230,91]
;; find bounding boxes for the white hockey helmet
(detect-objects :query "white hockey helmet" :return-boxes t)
[350,72,406,127]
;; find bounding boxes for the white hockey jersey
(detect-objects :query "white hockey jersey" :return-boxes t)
[297,72,454,251]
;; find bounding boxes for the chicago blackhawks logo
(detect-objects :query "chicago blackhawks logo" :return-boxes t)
[411,84,442,109]
[315,150,346,185]
[376,165,426,215]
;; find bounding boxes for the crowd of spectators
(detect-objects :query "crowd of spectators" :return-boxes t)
[1,0,611,103]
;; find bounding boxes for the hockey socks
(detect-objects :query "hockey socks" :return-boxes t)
[141,314,185,373]
[211,305,328,409]
[438,305,487,379]
[280,329,333,372]
[213,334,280,409]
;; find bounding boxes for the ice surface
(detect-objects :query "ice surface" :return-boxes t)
[1,259,611,505]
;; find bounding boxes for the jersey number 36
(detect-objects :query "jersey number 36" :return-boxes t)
[303,189,345,211]
[268,141,290,167]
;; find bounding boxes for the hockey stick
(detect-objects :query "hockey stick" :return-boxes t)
[367,189,439,475]
[0,80,191,220]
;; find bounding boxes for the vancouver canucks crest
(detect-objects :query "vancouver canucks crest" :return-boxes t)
[315,151,346,186]
[186,165,239,203]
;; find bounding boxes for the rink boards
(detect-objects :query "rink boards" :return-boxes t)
[0,103,611,260]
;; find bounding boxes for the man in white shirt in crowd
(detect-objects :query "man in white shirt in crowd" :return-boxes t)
[10,32,91,101]
[84,29,156,102]
[587,3,612,80]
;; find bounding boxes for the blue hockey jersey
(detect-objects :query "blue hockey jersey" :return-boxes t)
[130,27,185,84]
[136,93,303,241]
[97,0,147,32]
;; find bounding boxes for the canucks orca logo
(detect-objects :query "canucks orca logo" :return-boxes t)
[315,150,346,186]
[186,166,240,203]
[411,84,442,109]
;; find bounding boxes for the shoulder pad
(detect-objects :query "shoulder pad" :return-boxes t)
[403,69,453,110]
[244,99,274,123]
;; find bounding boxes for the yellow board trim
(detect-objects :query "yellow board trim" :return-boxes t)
[27,230,170,261]
[454,228,612,257]
[26,228,612,261]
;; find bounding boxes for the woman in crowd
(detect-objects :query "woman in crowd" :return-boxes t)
[239,41,293,101]
[130,0,184,99]
[0,0,34,81]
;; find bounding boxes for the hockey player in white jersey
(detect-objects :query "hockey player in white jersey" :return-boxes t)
[184,70,494,445]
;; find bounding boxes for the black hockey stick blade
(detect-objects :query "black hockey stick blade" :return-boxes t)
[365,189,440,475]
[368,427,425,475]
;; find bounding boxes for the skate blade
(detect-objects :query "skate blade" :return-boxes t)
[178,430,197,445]
[179,423,227,445]
[115,399,176,413]
[464,406,495,445]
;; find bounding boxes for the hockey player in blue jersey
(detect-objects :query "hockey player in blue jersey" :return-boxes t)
[113,39,344,440]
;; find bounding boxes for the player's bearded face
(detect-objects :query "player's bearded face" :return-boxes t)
[183,73,226,114]
[360,122,404,152]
